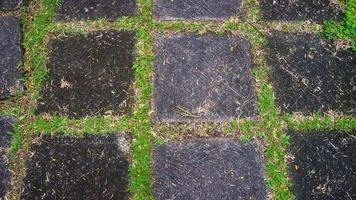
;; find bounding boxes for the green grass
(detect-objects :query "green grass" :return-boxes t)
[23,0,59,90]
[285,114,356,131]
[250,34,293,199]
[9,122,21,155]
[1,0,355,199]
[128,0,154,198]
[32,115,131,136]
[324,0,356,50]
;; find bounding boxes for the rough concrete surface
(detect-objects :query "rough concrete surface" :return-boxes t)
[0,0,22,11]
[267,31,355,115]
[153,0,242,20]
[288,130,356,200]
[55,0,136,21]
[0,116,15,199]
[36,30,136,119]
[260,0,343,22]
[21,133,131,200]
[0,16,23,100]
[152,138,268,200]
[153,34,257,122]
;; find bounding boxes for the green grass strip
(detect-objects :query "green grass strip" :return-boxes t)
[128,0,154,199]
[324,0,356,50]
[235,1,294,196]
[23,0,58,92]
[32,115,130,136]
[285,114,356,131]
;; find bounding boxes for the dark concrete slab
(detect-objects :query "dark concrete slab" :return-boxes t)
[153,34,257,122]
[0,117,15,199]
[55,0,136,21]
[0,16,23,100]
[288,130,356,200]
[153,0,242,20]
[0,0,22,11]
[21,133,131,200]
[36,30,135,119]
[152,139,268,200]
[260,0,343,22]
[267,31,355,115]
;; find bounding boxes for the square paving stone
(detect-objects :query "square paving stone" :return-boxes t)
[0,117,15,199]
[21,133,131,200]
[36,30,135,119]
[152,139,268,200]
[55,0,136,21]
[259,0,343,22]
[0,16,23,100]
[288,130,356,200]
[267,31,355,115]
[153,0,242,20]
[153,34,257,122]
[153,35,257,122]
[0,0,22,11]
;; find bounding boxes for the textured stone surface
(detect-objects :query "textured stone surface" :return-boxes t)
[36,30,135,119]
[153,34,257,122]
[0,117,15,199]
[152,139,268,200]
[0,16,23,100]
[0,0,22,10]
[260,0,343,22]
[153,0,242,20]
[267,31,355,115]
[55,0,136,21]
[288,130,356,200]
[21,133,131,200]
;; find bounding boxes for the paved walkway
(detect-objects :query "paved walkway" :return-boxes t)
[0,0,355,199]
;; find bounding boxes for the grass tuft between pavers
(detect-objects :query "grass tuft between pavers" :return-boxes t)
[285,114,356,132]
[324,0,356,50]
[23,0,59,90]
